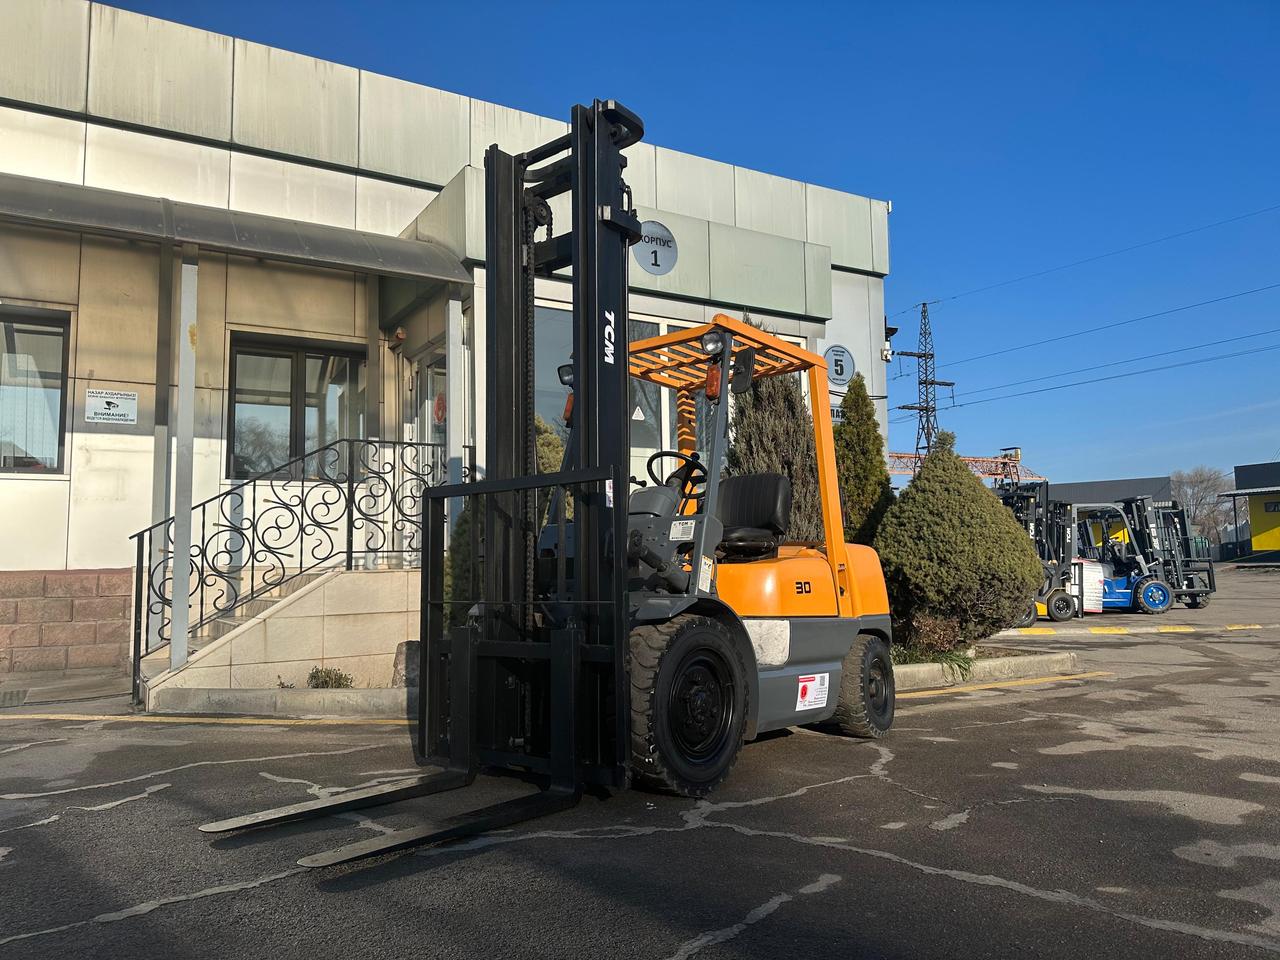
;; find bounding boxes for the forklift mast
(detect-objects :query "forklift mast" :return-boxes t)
[478,98,644,789]
[199,100,646,866]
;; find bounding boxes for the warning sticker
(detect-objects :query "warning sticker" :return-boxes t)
[795,673,829,711]
[698,555,714,593]
[670,519,696,542]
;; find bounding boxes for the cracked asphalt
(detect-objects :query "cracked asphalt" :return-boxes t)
[3,579,1280,958]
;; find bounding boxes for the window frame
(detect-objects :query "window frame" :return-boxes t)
[0,308,71,476]
[225,335,368,480]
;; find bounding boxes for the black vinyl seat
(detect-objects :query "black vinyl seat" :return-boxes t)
[717,473,792,557]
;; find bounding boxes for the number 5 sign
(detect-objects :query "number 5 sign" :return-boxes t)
[634,220,678,276]
[823,344,855,387]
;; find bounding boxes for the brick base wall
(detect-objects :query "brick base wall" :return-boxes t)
[0,569,132,675]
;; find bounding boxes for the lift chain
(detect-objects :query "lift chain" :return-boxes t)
[521,188,538,634]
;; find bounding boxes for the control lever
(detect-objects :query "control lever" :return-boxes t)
[627,530,691,592]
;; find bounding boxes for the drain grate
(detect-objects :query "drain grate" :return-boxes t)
[0,689,29,708]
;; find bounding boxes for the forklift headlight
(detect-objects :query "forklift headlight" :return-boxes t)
[557,363,574,386]
[700,330,726,355]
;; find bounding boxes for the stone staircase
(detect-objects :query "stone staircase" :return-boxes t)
[138,568,332,685]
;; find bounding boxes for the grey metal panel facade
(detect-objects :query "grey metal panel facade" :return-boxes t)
[403,166,481,265]
[733,167,807,241]
[85,125,230,208]
[88,4,233,140]
[0,105,86,185]
[468,100,567,168]
[0,0,90,112]
[0,0,88,112]
[630,206,710,301]
[870,199,891,275]
[232,38,359,166]
[803,242,833,319]
[654,148,735,225]
[228,152,355,228]
[622,143,657,209]
[708,222,807,316]
[806,183,874,273]
[358,71,470,186]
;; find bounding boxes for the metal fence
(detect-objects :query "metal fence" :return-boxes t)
[131,439,467,697]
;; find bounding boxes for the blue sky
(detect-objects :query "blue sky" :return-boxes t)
[117,0,1280,482]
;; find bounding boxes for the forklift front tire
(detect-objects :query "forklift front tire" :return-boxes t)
[629,615,749,798]
[1134,578,1173,614]
[1045,589,1076,622]
[832,634,895,739]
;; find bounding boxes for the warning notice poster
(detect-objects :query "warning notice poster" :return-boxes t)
[795,673,830,711]
[84,389,138,425]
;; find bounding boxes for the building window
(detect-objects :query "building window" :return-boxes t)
[227,339,366,479]
[0,313,68,474]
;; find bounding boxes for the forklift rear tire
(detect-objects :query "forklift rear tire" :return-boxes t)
[832,634,895,739]
[629,615,748,798]
[1185,593,1210,609]
[1045,589,1076,622]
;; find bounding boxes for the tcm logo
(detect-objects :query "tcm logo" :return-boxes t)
[603,309,616,365]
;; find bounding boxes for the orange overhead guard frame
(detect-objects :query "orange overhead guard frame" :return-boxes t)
[628,313,857,618]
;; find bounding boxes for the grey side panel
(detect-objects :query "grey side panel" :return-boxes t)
[753,616,886,736]
[860,613,892,644]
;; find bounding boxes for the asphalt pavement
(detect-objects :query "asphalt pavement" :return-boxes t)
[3,581,1280,958]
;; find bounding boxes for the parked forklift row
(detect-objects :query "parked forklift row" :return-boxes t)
[999,480,1216,624]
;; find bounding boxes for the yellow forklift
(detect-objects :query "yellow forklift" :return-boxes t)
[199,99,893,866]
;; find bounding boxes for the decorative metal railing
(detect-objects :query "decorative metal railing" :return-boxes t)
[130,439,467,699]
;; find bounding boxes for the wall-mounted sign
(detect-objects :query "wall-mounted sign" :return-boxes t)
[634,220,678,276]
[84,389,138,424]
[823,344,855,387]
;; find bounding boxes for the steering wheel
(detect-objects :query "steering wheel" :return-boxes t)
[646,451,708,501]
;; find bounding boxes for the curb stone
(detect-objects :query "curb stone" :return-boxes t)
[894,651,1080,692]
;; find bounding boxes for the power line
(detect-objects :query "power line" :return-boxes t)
[887,201,1280,320]
[943,281,1280,368]
[933,341,1280,411]
[957,324,1280,398]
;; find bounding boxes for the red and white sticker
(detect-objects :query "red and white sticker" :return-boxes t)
[795,673,829,711]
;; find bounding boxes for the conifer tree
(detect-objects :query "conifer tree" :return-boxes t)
[833,373,893,545]
[873,432,1041,651]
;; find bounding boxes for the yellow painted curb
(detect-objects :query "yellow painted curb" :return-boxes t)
[1087,627,1130,634]
[0,713,410,726]
[1226,624,1263,630]
[1013,627,1059,635]
[898,671,1113,700]
[1156,626,1196,633]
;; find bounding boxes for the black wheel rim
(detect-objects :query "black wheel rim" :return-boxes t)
[868,655,891,719]
[1052,596,1073,618]
[668,648,736,764]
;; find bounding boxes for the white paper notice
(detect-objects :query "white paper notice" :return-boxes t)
[795,673,830,711]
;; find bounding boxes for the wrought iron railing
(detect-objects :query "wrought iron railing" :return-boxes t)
[131,439,468,699]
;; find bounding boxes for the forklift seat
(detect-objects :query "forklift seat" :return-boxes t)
[717,473,792,557]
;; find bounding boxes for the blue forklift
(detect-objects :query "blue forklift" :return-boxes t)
[1073,498,1215,613]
